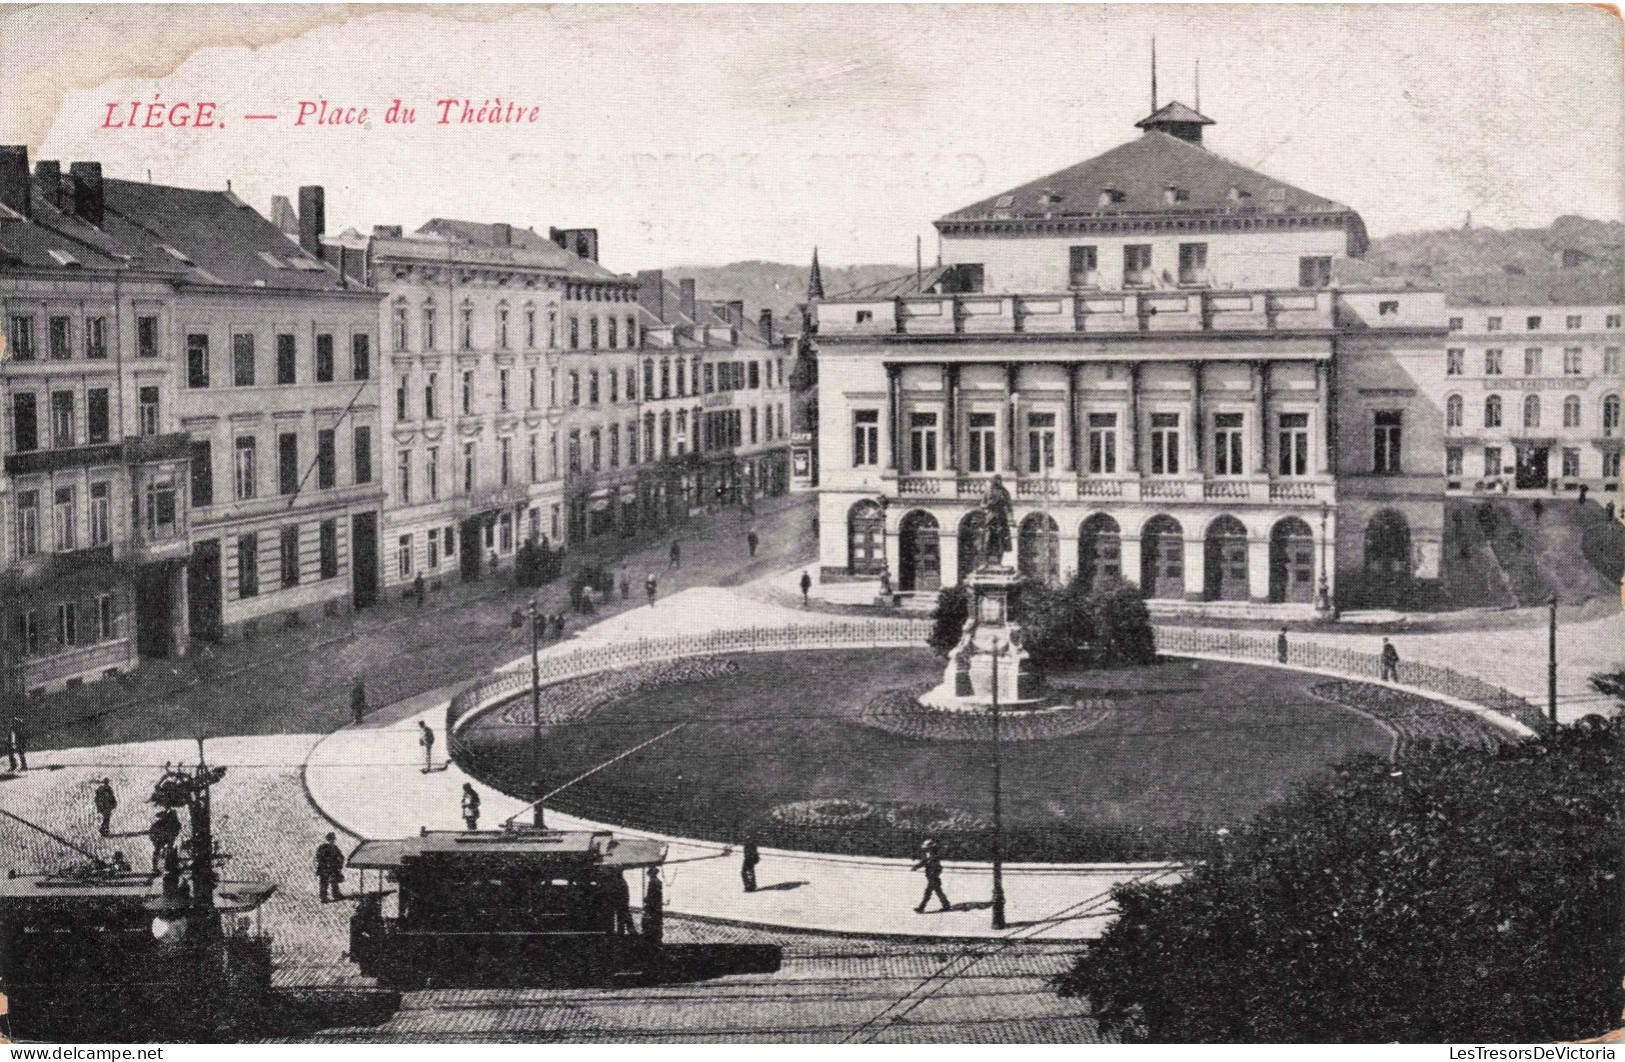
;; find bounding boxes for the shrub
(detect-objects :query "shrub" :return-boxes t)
[1085,578,1157,667]
[929,584,970,656]
[1018,577,1095,669]
[1054,718,1625,1043]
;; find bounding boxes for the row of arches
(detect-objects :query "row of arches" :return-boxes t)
[848,503,1416,605]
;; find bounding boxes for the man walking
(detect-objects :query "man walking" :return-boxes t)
[746,527,759,558]
[620,574,630,601]
[461,782,482,830]
[669,540,681,569]
[800,570,812,608]
[413,571,426,608]
[740,836,760,893]
[315,832,346,903]
[93,777,117,836]
[1276,627,1289,664]
[350,677,367,725]
[149,807,181,873]
[642,867,665,947]
[418,720,436,773]
[912,839,951,913]
[8,716,26,772]
[1380,637,1400,683]
[646,573,659,607]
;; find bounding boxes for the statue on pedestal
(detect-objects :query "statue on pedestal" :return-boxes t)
[980,475,1013,568]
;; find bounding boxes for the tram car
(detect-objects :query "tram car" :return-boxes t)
[0,861,276,1041]
[346,826,668,988]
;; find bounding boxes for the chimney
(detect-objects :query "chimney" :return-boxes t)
[679,279,697,322]
[493,222,511,246]
[727,300,745,328]
[33,161,60,210]
[635,269,665,321]
[759,308,774,344]
[0,146,31,219]
[297,185,325,258]
[68,162,104,228]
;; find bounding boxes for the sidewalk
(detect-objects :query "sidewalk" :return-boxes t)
[301,583,1176,942]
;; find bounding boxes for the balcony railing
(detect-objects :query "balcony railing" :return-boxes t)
[818,289,1337,339]
[878,473,1334,506]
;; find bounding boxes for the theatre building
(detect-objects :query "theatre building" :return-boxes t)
[810,102,1447,613]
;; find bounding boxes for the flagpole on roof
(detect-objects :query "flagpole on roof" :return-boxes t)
[1151,37,1158,113]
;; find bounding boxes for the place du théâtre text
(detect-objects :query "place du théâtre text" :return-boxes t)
[101,96,547,130]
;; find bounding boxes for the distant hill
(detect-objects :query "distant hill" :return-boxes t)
[1340,215,1623,305]
[660,218,1621,324]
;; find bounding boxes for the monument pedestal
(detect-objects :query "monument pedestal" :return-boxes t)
[920,563,1049,713]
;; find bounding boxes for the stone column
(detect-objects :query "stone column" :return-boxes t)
[940,527,961,588]
[1254,360,1269,474]
[1182,535,1206,601]
[1119,530,1144,591]
[1128,362,1141,473]
[1004,363,1019,473]
[170,563,190,657]
[1190,361,1204,473]
[885,363,901,471]
[1247,533,1272,603]
[1065,363,1079,472]
[1315,360,1331,475]
[944,363,959,472]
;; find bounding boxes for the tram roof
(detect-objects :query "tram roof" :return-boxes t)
[349,829,668,871]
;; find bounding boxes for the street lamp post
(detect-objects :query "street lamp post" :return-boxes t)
[990,639,1007,930]
[530,599,544,828]
[1548,595,1559,728]
[1316,500,1332,615]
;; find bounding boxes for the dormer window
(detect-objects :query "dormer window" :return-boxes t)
[993,194,1014,210]
[1267,187,1287,202]
[1164,186,1189,204]
[1378,300,1400,316]
[1227,186,1251,203]
[1098,188,1126,208]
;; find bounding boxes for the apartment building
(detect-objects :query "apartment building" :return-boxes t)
[1435,290,1622,495]
[0,152,380,696]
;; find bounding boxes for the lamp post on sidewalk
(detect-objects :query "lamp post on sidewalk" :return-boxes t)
[990,638,1007,930]
[1548,594,1559,728]
[530,598,544,828]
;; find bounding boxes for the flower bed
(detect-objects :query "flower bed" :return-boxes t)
[1310,678,1509,753]
[855,687,1118,742]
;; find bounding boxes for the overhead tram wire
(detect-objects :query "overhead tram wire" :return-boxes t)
[843,864,1184,1043]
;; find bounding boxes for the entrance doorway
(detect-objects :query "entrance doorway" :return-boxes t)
[1140,515,1184,599]
[186,539,223,643]
[351,511,379,609]
[1077,514,1122,592]
[134,565,175,658]
[847,501,885,576]
[1203,515,1250,601]
[1269,517,1316,603]
[1515,445,1550,490]
[1362,509,1412,607]
[898,510,941,592]
[459,517,483,581]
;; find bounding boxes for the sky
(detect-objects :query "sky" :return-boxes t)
[4,4,1621,273]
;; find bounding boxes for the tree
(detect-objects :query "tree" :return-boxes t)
[1016,577,1094,669]
[928,585,969,657]
[1054,721,1625,1043]
[1085,578,1157,667]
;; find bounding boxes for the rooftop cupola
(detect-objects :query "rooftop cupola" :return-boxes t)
[1135,101,1215,146]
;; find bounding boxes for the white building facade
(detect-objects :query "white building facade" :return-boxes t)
[810,104,1447,612]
